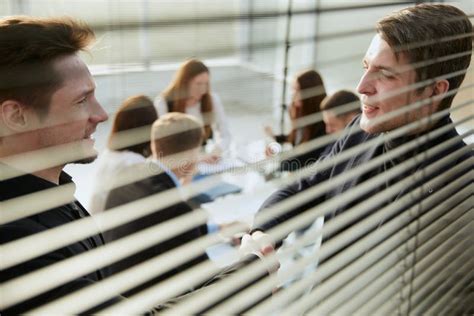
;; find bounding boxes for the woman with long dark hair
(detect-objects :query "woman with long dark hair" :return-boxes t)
[88,95,158,214]
[266,69,327,171]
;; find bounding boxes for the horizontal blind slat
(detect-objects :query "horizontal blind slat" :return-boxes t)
[315,210,472,314]
[215,176,472,315]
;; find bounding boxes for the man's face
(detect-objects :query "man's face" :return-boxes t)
[357,34,433,134]
[29,54,108,163]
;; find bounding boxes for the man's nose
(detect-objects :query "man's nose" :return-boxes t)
[357,71,376,96]
[91,99,108,123]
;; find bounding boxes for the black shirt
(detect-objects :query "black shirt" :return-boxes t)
[0,164,265,314]
[0,164,116,314]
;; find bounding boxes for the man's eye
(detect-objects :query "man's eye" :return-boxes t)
[381,70,396,79]
[77,98,87,105]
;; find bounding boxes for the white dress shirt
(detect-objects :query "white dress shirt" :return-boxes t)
[154,92,232,152]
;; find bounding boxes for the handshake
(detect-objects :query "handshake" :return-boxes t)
[239,231,280,273]
[239,231,275,256]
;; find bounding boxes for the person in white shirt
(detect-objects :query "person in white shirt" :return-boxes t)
[154,59,232,158]
[88,95,158,214]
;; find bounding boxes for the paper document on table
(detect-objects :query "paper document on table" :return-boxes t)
[201,181,242,201]
[197,157,246,175]
[201,182,277,224]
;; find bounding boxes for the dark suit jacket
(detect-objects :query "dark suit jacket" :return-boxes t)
[103,163,209,296]
[275,134,332,172]
[255,115,471,248]
[102,164,270,312]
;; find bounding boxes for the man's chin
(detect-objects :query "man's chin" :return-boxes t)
[359,116,381,134]
[70,146,98,164]
[72,140,99,164]
[72,155,98,164]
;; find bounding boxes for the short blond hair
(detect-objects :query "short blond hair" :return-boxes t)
[151,112,204,157]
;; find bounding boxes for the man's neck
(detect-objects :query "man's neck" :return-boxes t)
[32,166,63,185]
[1,148,64,184]
[406,118,441,137]
[158,162,189,186]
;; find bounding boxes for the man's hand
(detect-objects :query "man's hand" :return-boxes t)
[239,231,279,274]
[240,231,275,256]
[218,221,249,246]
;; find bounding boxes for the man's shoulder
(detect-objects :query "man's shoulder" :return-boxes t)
[114,160,173,187]
[431,115,472,163]
[1,216,48,244]
[316,115,373,165]
[126,166,176,195]
[0,201,81,244]
[105,163,176,209]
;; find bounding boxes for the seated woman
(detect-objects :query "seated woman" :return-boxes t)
[154,58,232,159]
[265,69,327,172]
[88,95,158,214]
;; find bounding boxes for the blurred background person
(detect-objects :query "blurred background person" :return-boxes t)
[321,90,361,134]
[103,112,209,296]
[88,95,158,214]
[155,59,232,161]
[265,69,327,172]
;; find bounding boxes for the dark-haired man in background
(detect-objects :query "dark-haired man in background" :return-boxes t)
[321,90,361,134]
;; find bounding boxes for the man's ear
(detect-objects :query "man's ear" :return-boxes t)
[433,79,449,97]
[430,79,450,112]
[1,100,29,132]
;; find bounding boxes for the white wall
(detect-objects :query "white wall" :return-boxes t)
[2,0,472,134]
[243,1,419,130]
[241,0,473,136]
[4,0,241,64]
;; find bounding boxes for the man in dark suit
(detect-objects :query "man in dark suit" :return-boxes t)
[249,3,473,258]
[103,112,210,296]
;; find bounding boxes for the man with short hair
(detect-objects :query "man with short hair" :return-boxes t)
[0,16,111,314]
[321,90,361,134]
[151,112,205,185]
[0,16,254,315]
[103,113,210,296]
[251,3,472,255]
